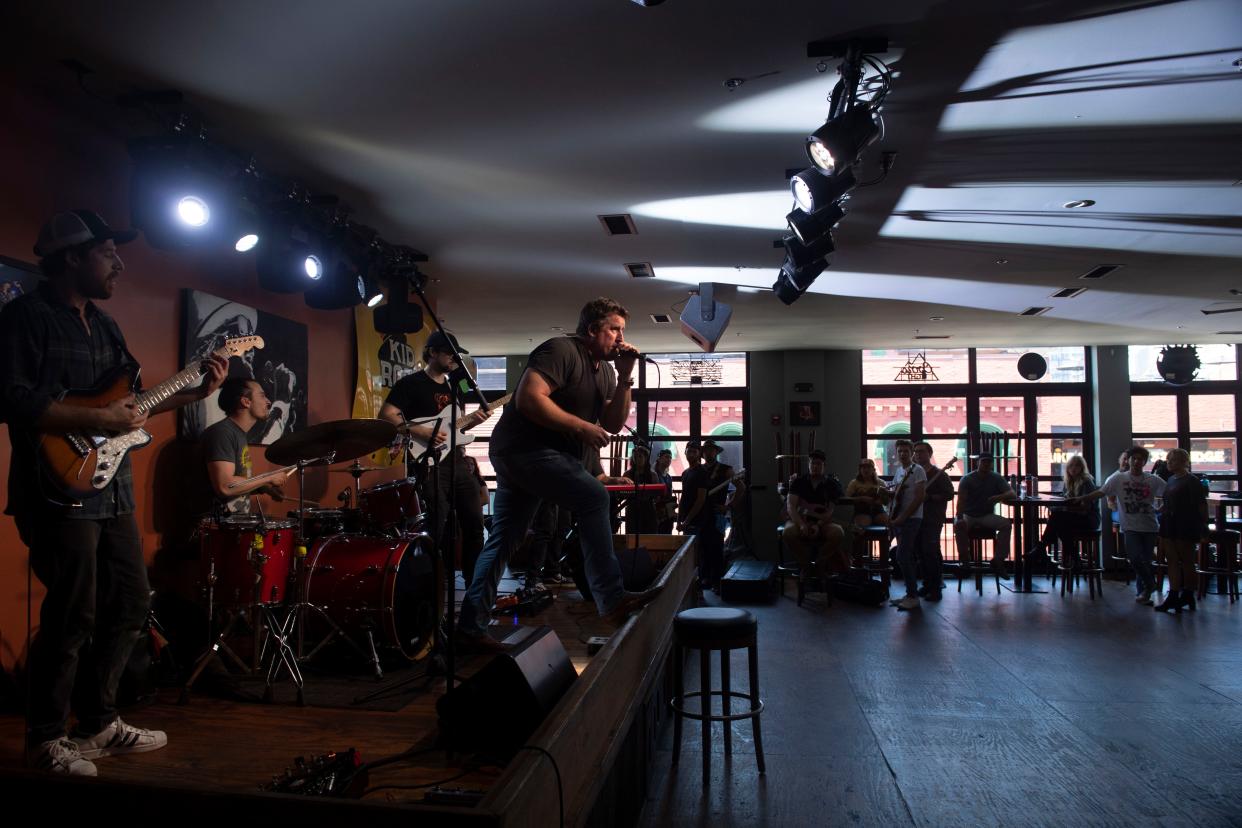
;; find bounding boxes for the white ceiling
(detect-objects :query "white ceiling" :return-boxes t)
[8,0,1242,353]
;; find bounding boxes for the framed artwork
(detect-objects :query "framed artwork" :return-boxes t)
[179,289,308,444]
[790,400,821,428]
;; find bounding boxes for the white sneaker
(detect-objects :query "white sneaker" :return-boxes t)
[31,738,97,776]
[897,595,921,611]
[73,717,168,759]
[1136,590,1154,606]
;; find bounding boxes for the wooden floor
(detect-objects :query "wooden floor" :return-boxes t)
[0,575,614,806]
[640,577,1242,828]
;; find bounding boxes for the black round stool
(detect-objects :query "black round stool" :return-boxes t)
[670,607,765,786]
[958,525,1001,595]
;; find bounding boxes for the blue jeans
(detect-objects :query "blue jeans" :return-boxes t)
[894,518,923,598]
[1125,530,1157,594]
[459,448,625,635]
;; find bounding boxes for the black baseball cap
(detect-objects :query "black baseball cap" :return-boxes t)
[426,330,467,354]
[34,210,138,258]
[808,449,826,461]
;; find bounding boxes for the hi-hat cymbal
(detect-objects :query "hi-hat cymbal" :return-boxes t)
[266,419,397,466]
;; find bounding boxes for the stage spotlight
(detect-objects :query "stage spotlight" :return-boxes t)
[806,105,879,175]
[176,196,210,227]
[772,254,828,306]
[234,233,260,252]
[786,202,845,246]
[304,255,324,280]
[790,166,856,214]
[366,284,384,308]
[782,231,835,269]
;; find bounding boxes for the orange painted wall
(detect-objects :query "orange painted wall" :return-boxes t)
[0,72,367,671]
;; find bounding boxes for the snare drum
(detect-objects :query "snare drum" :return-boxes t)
[304,533,441,661]
[358,478,424,533]
[199,516,296,608]
[288,508,345,540]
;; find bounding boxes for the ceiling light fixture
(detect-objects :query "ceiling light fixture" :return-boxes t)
[774,37,892,305]
[1063,199,1096,208]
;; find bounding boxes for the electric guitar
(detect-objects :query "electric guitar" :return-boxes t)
[888,456,957,537]
[37,336,264,502]
[402,392,513,456]
[680,467,746,527]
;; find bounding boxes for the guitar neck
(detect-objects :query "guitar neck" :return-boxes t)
[134,364,204,414]
[454,393,513,430]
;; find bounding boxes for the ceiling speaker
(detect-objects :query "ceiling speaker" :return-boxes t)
[679,283,732,353]
[1017,352,1047,380]
[1157,344,1200,387]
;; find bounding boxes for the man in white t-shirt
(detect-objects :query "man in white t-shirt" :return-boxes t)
[887,439,927,611]
[1073,445,1165,605]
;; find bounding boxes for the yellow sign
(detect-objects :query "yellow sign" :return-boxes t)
[353,299,428,466]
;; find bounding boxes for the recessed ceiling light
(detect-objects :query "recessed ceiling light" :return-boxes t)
[995,258,1008,265]
[1063,199,1096,209]
[929,316,944,321]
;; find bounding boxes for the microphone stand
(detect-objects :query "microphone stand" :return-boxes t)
[407,274,491,707]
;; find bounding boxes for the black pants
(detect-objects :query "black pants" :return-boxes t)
[17,513,149,745]
[692,520,725,586]
[428,461,485,589]
[917,518,944,593]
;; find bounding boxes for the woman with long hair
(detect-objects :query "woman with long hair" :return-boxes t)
[1031,454,1099,557]
[845,458,889,564]
[622,443,660,534]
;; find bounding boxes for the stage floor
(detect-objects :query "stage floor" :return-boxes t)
[0,575,614,805]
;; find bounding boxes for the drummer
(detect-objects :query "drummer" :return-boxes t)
[379,331,491,584]
[203,376,287,515]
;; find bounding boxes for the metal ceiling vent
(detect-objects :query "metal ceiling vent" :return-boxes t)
[914,335,951,340]
[599,214,637,236]
[1051,287,1087,298]
[650,313,672,324]
[1079,264,1122,280]
[1019,306,1052,316]
[625,262,654,278]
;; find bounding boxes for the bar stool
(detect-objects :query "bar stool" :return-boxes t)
[775,524,800,596]
[1196,529,1241,603]
[1107,520,1130,584]
[860,526,892,590]
[670,607,765,786]
[1052,534,1103,599]
[957,525,1001,595]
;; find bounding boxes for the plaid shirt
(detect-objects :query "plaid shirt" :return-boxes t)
[0,282,139,519]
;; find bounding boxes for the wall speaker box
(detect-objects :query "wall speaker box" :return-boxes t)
[436,625,577,754]
[679,294,733,353]
[720,559,776,604]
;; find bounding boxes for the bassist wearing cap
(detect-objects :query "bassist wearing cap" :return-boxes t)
[380,330,492,584]
[0,211,227,775]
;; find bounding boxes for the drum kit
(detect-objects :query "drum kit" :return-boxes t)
[182,418,442,704]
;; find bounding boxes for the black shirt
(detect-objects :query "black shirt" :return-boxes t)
[1159,473,1207,540]
[490,336,617,458]
[0,282,138,519]
[384,370,453,421]
[680,462,733,528]
[787,473,844,507]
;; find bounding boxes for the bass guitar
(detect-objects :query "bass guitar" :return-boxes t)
[402,392,513,456]
[37,336,264,502]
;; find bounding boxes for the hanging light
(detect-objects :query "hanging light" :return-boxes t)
[805,105,880,174]
[790,167,856,214]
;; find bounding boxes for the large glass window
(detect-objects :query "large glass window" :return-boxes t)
[862,349,970,384]
[975,347,1086,384]
[1128,344,1237,383]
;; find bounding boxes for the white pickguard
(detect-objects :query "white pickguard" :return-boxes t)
[88,428,152,489]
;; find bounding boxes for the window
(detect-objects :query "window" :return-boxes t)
[975,347,1086,384]
[1128,344,1236,383]
[862,349,969,384]
[473,356,508,391]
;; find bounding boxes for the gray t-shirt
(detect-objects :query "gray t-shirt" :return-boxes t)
[202,418,252,514]
[490,336,617,458]
[958,470,1012,517]
[890,462,927,520]
[1101,471,1165,533]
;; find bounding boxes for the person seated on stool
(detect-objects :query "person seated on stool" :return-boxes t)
[954,453,1017,578]
[1027,454,1099,562]
[845,457,889,564]
[781,449,847,584]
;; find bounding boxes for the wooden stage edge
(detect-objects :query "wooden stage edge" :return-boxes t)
[0,535,697,827]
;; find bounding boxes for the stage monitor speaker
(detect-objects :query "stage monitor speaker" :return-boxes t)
[720,559,777,604]
[436,626,577,755]
[679,283,732,353]
[1016,352,1047,381]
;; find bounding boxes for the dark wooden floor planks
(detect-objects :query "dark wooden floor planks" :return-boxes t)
[642,577,1242,828]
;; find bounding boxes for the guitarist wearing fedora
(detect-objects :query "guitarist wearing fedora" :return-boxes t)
[913,441,957,602]
[679,439,745,591]
[0,211,227,775]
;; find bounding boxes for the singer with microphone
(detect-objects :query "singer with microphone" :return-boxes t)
[456,298,662,651]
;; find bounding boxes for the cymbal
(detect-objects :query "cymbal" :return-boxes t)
[266,419,397,466]
[328,465,388,474]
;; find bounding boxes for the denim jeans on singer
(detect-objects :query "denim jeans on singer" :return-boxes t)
[458,448,625,635]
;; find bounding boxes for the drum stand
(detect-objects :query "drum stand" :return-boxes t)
[271,455,384,699]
